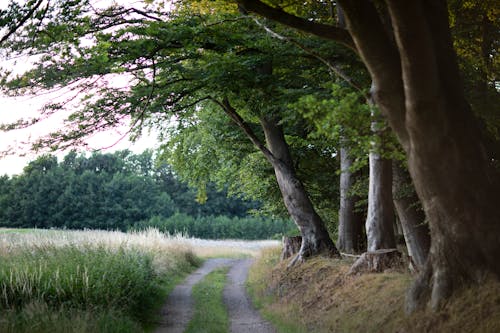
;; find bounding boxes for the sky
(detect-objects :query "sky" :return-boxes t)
[0,93,160,176]
[0,0,162,176]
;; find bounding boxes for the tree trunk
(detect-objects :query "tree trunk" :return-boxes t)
[337,146,364,254]
[239,0,500,310]
[348,249,403,275]
[216,99,338,263]
[281,235,302,260]
[365,118,396,251]
[339,0,500,311]
[392,162,430,270]
[260,117,338,263]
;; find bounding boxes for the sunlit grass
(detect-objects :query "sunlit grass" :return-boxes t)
[0,228,280,259]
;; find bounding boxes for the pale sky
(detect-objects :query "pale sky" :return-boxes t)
[0,93,160,176]
[0,0,163,176]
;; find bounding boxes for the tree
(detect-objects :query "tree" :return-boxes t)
[392,161,430,270]
[295,84,372,254]
[236,0,500,310]
[0,0,358,260]
[337,146,364,253]
[0,150,265,231]
[157,2,342,260]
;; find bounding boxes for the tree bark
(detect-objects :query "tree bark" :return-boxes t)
[392,162,430,270]
[260,117,338,264]
[348,249,403,275]
[365,114,396,251]
[366,151,395,251]
[337,146,364,254]
[281,235,302,260]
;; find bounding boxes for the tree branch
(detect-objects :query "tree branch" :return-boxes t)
[210,96,279,166]
[337,0,409,149]
[0,0,45,45]
[236,0,356,51]
[249,16,368,100]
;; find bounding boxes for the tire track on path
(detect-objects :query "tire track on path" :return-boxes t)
[154,258,236,333]
[155,257,276,333]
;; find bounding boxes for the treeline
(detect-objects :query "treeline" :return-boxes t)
[132,214,295,240]
[0,150,295,239]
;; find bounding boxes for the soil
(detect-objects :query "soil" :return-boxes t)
[154,258,275,333]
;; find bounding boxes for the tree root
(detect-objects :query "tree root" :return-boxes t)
[406,259,469,313]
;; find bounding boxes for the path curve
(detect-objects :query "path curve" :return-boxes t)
[155,258,275,333]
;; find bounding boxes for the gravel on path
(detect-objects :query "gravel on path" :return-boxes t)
[223,259,276,333]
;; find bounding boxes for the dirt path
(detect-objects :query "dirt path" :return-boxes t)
[154,258,236,333]
[154,258,275,333]
[223,259,276,333]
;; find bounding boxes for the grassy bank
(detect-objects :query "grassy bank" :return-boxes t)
[248,248,500,333]
[0,229,200,333]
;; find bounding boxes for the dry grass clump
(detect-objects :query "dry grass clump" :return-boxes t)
[248,249,500,333]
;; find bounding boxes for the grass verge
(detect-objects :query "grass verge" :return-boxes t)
[247,248,500,333]
[185,267,230,333]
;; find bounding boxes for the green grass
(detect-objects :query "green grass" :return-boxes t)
[185,267,230,333]
[0,303,142,333]
[0,240,200,333]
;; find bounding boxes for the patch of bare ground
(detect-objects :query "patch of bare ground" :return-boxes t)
[248,248,500,333]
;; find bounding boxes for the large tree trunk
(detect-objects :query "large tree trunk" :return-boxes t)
[260,117,338,263]
[392,162,430,270]
[338,0,500,311]
[365,117,396,251]
[217,99,338,263]
[337,146,364,254]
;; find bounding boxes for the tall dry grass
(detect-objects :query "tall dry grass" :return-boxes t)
[0,228,280,262]
[0,228,201,333]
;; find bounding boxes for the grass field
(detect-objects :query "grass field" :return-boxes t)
[0,228,200,332]
[0,228,278,333]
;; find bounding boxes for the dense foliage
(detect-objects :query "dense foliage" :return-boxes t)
[131,214,296,240]
[0,150,295,239]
